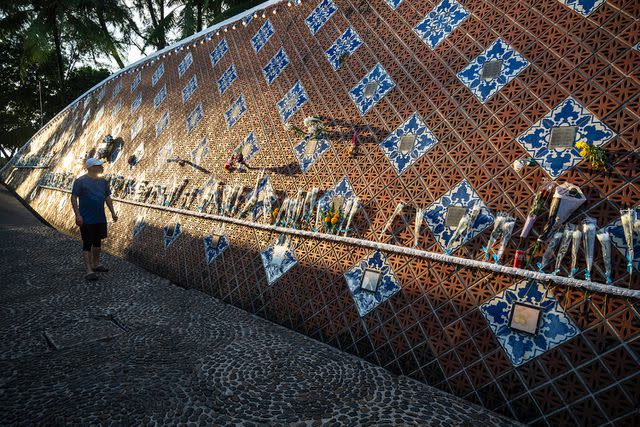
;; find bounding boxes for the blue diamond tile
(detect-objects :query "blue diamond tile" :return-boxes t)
[210,39,229,67]
[263,48,290,85]
[325,26,363,70]
[191,137,209,166]
[236,132,260,162]
[131,72,141,92]
[293,135,331,173]
[413,0,470,50]
[243,176,276,221]
[132,215,146,238]
[131,92,142,113]
[155,111,170,138]
[112,80,122,99]
[186,103,204,134]
[152,63,164,86]
[480,280,579,366]
[204,234,229,263]
[163,222,182,249]
[251,19,274,53]
[178,52,193,78]
[305,0,337,35]
[601,207,640,273]
[217,64,238,95]
[224,95,247,129]
[457,38,530,103]
[349,63,396,115]
[261,236,297,285]
[379,112,439,175]
[516,97,616,178]
[384,0,402,9]
[276,81,308,123]
[558,0,606,16]
[317,176,355,212]
[423,179,494,252]
[344,251,402,317]
[182,74,198,103]
[154,84,167,110]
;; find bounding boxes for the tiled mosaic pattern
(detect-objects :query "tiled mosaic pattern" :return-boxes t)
[204,233,229,263]
[182,74,198,103]
[251,19,274,53]
[186,103,204,134]
[261,237,297,285]
[191,137,209,166]
[379,112,438,175]
[305,0,337,35]
[414,0,470,50]
[263,48,290,85]
[293,135,331,173]
[177,52,193,78]
[162,222,181,249]
[558,0,606,17]
[217,64,238,95]
[10,1,640,425]
[325,26,363,70]
[210,39,229,67]
[224,95,247,129]
[276,81,308,123]
[349,63,395,115]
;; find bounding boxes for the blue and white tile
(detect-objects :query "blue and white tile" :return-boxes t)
[344,251,402,317]
[130,116,143,141]
[516,97,616,178]
[325,26,363,70]
[217,64,238,95]
[155,111,170,138]
[210,38,229,67]
[236,132,260,162]
[379,112,438,175]
[601,207,640,273]
[152,63,165,86]
[182,74,198,103]
[132,215,146,238]
[191,137,209,166]
[349,63,396,115]
[163,222,182,249]
[178,51,193,78]
[224,95,247,128]
[131,72,141,92]
[413,0,470,49]
[186,103,204,134]
[423,179,494,252]
[305,0,338,35]
[293,135,331,173]
[243,176,276,221]
[154,84,167,110]
[457,38,529,103]
[480,280,579,366]
[384,0,402,9]
[112,80,122,99]
[276,81,308,123]
[558,0,606,16]
[317,176,356,212]
[204,234,229,263]
[131,93,142,113]
[261,236,297,285]
[263,48,290,85]
[251,19,275,53]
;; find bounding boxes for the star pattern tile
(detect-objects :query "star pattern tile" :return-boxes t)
[325,26,363,70]
[516,97,616,178]
[263,48,290,85]
[224,95,247,129]
[191,137,209,166]
[251,19,275,53]
[423,179,494,252]
[413,0,470,50]
[293,135,331,173]
[276,81,308,123]
[131,93,142,113]
[236,132,260,162]
[217,64,238,95]
[210,38,229,67]
[131,72,142,92]
[186,103,204,134]
[349,63,396,115]
[344,251,402,317]
[480,280,580,366]
[457,38,529,103]
[305,0,338,35]
[558,0,606,16]
[261,236,297,285]
[379,112,439,175]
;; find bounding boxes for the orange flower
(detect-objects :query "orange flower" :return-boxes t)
[331,215,339,225]
[272,208,279,218]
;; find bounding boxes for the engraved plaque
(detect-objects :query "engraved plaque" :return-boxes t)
[332,195,345,211]
[481,59,503,80]
[445,205,467,228]
[241,143,251,157]
[210,234,221,249]
[304,138,318,158]
[360,269,381,293]
[399,133,416,154]
[271,244,288,269]
[363,81,379,99]
[548,126,577,149]
[509,303,541,335]
[285,97,298,109]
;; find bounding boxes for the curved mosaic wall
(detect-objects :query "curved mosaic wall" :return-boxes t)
[3,0,640,425]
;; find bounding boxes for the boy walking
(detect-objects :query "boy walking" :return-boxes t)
[71,158,118,280]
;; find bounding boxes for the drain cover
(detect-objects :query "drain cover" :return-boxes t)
[44,317,124,350]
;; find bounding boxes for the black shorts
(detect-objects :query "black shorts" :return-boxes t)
[80,223,108,251]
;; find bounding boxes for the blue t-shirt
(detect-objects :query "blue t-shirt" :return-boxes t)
[71,175,111,224]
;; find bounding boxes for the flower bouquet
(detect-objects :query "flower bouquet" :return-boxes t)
[482,212,510,260]
[576,140,608,171]
[447,201,482,254]
[303,116,325,140]
[285,122,305,137]
[569,228,582,278]
[520,179,556,239]
[348,130,358,157]
[539,182,586,242]
[596,230,612,284]
[322,203,343,234]
[343,197,360,236]
[554,224,576,275]
[537,231,563,272]
[582,216,597,280]
[381,202,405,238]
[413,208,425,248]
[224,147,247,172]
[493,216,515,264]
[621,208,637,282]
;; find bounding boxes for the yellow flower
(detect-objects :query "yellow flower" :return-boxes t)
[579,149,588,157]
[272,208,279,218]
[331,216,339,225]
[575,141,588,150]
[324,215,331,223]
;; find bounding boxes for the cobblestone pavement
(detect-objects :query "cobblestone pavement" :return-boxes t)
[0,187,521,426]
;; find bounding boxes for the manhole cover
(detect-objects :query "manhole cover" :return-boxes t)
[44,317,124,350]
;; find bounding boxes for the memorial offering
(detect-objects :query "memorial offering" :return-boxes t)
[581,216,597,280]
[596,230,612,284]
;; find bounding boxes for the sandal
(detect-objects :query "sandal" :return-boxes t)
[93,265,109,272]
[85,272,99,281]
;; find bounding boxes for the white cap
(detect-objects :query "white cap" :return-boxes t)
[85,157,104,168]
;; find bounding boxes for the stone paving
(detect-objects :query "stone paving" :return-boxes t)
[0,185,521,426]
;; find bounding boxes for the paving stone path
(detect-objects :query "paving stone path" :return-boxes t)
[0,185,521,426]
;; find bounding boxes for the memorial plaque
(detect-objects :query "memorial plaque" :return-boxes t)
[509,303,542,335]
[210,234,221,249]
[399,134,416,154]
[363,81,379,98]
[304,138,318,158]
[481,59,503,80]
[360,269,382,293]
[548,126,577,149]
[332,195,345,211]
[445,205,467,228]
